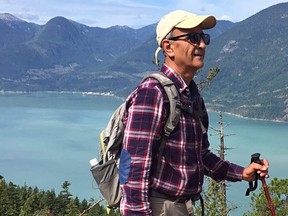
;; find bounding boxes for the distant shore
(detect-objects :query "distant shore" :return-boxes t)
[207,109,287,123]
[0,90,286,123]
[0,89,125,100]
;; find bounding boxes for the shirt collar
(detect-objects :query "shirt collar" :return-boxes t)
[160,64,190,94]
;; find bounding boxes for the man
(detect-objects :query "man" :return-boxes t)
[119,10,269,216]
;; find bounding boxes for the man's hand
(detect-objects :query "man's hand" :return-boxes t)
[242,159,269,182]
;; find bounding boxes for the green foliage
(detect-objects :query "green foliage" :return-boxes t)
[194,178,237,215]
[0,177,109,216]
[205,180,226,216]
[197,67,220,92]
[244,178,288,216]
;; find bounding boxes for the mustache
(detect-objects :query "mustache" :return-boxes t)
[193,49,205,56]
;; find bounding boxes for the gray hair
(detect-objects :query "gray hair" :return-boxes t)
[165,31,174,40]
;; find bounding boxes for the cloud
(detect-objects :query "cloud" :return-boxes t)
[14,12,40,23]
[219,15,231,21]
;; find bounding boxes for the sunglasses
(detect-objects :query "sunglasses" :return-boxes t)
[168,32,210,45]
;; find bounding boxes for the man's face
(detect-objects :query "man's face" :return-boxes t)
[166,26,207,72]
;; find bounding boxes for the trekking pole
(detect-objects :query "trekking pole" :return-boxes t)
[245,153,276,216]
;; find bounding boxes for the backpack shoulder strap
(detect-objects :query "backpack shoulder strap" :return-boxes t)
[142,72,181,173]
[142,72,181,137]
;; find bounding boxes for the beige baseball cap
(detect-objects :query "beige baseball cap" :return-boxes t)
[154,10,216,65]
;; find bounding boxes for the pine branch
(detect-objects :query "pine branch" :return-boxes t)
[79,198,104,216]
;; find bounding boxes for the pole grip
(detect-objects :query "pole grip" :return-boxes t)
[245,153,261,196]
[251,153,261,164]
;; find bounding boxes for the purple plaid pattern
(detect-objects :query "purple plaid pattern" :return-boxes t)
[119,64,244,215]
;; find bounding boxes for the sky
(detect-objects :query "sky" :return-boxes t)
[1,0,287,28]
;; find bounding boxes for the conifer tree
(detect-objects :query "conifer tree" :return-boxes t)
[80,198,89,213]
[56,180,73,215]
[6,182,21,216]
[0,177,110,216]
[66,198,80,216]
[41,189,57,214]
[195,112,237,215]
[20,193,39,216]
[244,178,288,216]
[0,178,8,215]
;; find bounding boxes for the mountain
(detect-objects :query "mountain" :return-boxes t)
[0,12,233,93]
[108,4,288,121]
[0,3,287,121]
[108,20,235,74]
[0,14,157,92]
[200,2,288,121]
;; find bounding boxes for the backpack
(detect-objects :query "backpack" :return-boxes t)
[90,72,206,208]
[90,72,182,208]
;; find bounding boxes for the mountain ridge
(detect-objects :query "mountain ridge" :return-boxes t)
[0,3,287,121]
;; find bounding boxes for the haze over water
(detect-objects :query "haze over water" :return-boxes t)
[0,93,287,215]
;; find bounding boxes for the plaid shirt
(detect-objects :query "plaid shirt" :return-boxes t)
[119,64,244,215]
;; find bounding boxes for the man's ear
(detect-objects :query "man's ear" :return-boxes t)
[162,39,175,58]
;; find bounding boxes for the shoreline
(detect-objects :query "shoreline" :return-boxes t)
[207,109,287,124]
[0,89,125,100]
[0,90,286,123]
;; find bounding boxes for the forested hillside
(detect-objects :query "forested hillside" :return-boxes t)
[0,3,287,121]
[0,177,120,216]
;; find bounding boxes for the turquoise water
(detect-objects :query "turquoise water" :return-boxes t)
[0,93,287,215]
